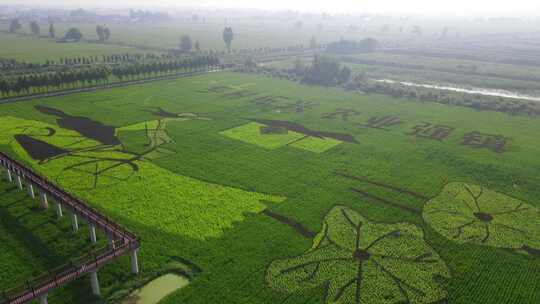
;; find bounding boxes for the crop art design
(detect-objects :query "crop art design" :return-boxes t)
[336,172,540,256]
[274,100,319,113]
[25,106,207,190]
[0,109,285,239]
[220,119,356,153]
[423,183,540,252]
[267,206,450,304]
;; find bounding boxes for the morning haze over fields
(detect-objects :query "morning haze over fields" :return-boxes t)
[0,1,539,304]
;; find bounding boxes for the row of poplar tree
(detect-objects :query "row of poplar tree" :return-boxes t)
[0,56,220,96]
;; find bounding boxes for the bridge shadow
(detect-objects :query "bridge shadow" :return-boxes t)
[0,197,65,267]
[0,182,89,279]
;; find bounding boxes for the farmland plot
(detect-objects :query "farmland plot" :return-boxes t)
[0,72,539,303]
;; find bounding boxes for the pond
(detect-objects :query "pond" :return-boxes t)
[123,273,189,304]
[375,79,540,102]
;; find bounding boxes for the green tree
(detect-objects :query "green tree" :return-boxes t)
[338,66,352,84]
[244,57,257,69]
[222,27,234,52]
[65,28,83,42]
[30,21,40,36]
[104,27,111,40]
[194,40,201,52]
[180,34,193,52]
[48,23,56,38]
[302,55,342,86]
[96,25,105,41]
[293,57,305,76]
[9,18,21,33]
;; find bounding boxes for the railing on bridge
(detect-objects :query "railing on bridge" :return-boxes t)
[0,152,140,304]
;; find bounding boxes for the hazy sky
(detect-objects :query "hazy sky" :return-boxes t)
[3,0,540,16]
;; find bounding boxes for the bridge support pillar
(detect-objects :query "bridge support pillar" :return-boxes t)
[54,201,63,219]
[108,236,116,250]
[39,293,48,304]
[5,169,12,182]
[39,191,49,209]
[70,212,79,232]
[130,249,139,274]
[16,174,23,190]
[27,182,35,199]
[90,270,101,296]
[89,224,97,244]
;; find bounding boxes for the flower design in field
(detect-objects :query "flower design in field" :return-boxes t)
[423,183,540,252]
[267,206,450,304]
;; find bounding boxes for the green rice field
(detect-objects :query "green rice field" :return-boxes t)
[0,71,539,303]
[0,32,143,63]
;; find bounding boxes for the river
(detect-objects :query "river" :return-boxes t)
[375,79,540,102]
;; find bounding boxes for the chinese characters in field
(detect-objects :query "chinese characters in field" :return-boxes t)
[200,86,511,154]
[322,108,361,121]
[407,122,454,141]
[361,115,402,130]
[462,132,509,153]
[322,109,509,153]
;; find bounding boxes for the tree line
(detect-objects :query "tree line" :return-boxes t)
[234,55,352,86]
[3,51,218,74]
[0,58,45,71]
[0,67,111,95]
[96,25,111,42]
[301,55,352,85]
[235,57,540,117]
[111,56,219,80]
[345,78,540,116]
[0,55,219,97]
[55,53,157,66]
[7,19,97,43]
[326,38,379,54]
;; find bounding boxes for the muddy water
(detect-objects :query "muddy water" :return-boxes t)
[375,79,540,102]
[123,274,189,304]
